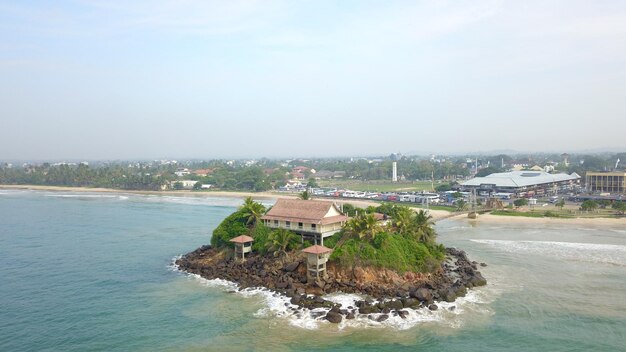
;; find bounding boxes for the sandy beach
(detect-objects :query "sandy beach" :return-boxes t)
[464,213,626,226]
[2,184,624,225]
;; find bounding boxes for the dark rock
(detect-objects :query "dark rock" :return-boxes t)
[470,273,487,287]
[387,300,403,310]
[480,263,487,267]
[310,311,325,319]
[377,314,389,322]
[448,306,456,311]
[411,288,433,302]
[325,311,343,324]
[402,298,420,308]
[428,304,438,311]
[454,285,468,297]
[284,262,300,272]
[346,312,356,320]
[397,310,409,319]
[441,289,457,303]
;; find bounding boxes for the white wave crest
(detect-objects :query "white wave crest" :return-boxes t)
[170,258,495,331]
[471,239,626,266]
[142,195,271,208]
[43,193,130,201]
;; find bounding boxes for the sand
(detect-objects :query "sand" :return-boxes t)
[2,184,624,225]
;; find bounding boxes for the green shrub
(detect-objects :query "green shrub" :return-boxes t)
[323,233,342,248]
[331,232,445,273]
[210,209,249,248]
[251,224,271,255]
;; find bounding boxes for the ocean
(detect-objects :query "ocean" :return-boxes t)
[0,190,624,351]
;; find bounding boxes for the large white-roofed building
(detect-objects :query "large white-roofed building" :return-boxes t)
[460,171,581,197]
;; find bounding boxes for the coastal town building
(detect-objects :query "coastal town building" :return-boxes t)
[261,199,348,245]
[169,180,198,189]
[302,245,332,282]
[192,169,214,177]
[229,235,254,261]
[460,171,581,197]
[585,171,626,194]
[174,168,190,177]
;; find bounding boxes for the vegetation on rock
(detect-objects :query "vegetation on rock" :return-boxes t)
[211,200,446,274]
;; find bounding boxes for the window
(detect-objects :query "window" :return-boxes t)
[286,221,291,228]
[311,224,316,231]
[274,220,278,226]
[298,222,303,229]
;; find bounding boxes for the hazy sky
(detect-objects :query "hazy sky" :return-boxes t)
[1,1,625,160]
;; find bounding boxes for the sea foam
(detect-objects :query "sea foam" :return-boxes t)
[471,239,626,266]
[170,258,495,331]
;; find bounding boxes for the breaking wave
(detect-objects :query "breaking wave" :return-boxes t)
[471,240,626,267]
[141,195,274,208]
[170,257,495,331]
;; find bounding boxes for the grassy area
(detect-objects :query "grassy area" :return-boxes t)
[330,232,446,273]
[317,179,437,192]
[491,210,553,218]
[407,204,456,212]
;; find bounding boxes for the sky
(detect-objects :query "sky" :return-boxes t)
[1,0,625,160]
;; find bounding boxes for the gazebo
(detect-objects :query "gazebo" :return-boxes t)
[302,245,332,283]
[229,235,254,261]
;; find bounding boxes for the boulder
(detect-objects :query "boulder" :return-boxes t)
[346,312,356,320]
[410,288,433,302]
[290,296,301,305]
[397,310,409,319]
[428,304,438,311]
[325,311,343,324]
[387,300,403,310]
[376,314,389,322]
[470,273,487,287]
[454,285,468,297]
[284,262,300,272]
[441,289,457,303]
[311,311,326,319]
[401,298,420,308]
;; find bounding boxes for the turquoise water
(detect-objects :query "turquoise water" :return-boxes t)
[1,190,625,351]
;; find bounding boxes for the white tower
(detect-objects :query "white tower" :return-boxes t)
[392,162,398,182]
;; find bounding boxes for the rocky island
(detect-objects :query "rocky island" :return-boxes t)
[176,197,487,324]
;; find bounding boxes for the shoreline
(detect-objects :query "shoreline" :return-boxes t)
[2,184,625,225]
[175,246,486,324]
[0,184,451,220]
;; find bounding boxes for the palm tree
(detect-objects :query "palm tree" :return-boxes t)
[240,196,266,228]
[267,229,297,256]
[391,206,415,235]
[413,210,436,243]
[298,190,311,200]
[343,213,381,241]
[361,213,382,240]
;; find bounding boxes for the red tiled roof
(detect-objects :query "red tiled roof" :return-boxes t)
[193,169,214,175]
[302,245,332,254]
[229,235,254,243]
[261,199,348,225]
